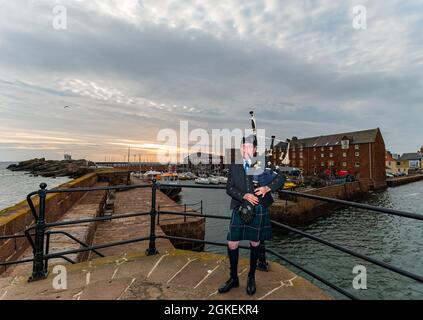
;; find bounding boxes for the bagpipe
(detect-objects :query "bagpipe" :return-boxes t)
[238,111,288,224]
[247,111,289,187]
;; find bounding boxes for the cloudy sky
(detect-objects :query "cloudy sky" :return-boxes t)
[0,0,422,162]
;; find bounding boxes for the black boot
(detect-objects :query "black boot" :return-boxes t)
[247,244,259,295]
[246,275,256,296]
[218,247,239,294]
[257,241,269,272]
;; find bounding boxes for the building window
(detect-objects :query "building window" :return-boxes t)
[355,162,360,167]
[321,153,324,158]
[341,140,349,149]
[321,147,324,151]
[293,153,296,159]
[313,155,317,160]
[329,146,333,151]
[355,144,360,150]
[355,152,360,157]
[343,152,347,157]
[321,162,325,167]
[342,162,347,167]
[300,152,303,159]
[330,153,333,158]
[299,160,303,166]
[313,148,316,152]
[329,160,335,166]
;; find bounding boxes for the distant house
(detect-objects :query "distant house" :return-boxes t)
[398,152,423,174]
[421,146,423,168]
[273,128,386,189]
[182,152,224,175]
[64,154,72,161]
[386,151,399,175]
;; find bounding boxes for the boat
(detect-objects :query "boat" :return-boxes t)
[195,177,210,185]
[143,170,162,180]
[156,172,182,199]
[178,172,197,180]
[208,176,220,185]
[178,173,190,180]
[218,176,228,184]
[283,181,297,190]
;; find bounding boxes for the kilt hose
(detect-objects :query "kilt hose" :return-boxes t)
[227,204,272,242]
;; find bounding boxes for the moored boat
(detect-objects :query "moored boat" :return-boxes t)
[156,172,182,199]
[218,176,228,184]
[208,176,220,185]
[195,177,210,185]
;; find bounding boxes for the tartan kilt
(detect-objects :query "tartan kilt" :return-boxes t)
[227,204,272,241]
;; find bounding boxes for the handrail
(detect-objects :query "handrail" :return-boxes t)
[45,211,150,228]
[265,248,358,300]
[158,183,226,190]
[158,210,229,220]
[45,236,150,259]
[0,233,30,240]
[159,201,202,208]
[279,189,423,221]
[156,209,423,283]
[270,220,423,283]
[0,257,34,266]
[43,183,151,194]
[46,230,105,258]
[26,192,39,220]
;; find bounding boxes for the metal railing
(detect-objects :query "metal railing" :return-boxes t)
[0,180,422,300]
[158,200,203,224]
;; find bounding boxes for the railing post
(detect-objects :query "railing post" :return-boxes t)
[157,205,160,225]
[146,179,159,255]
[200,200,203,215]
[184,204,187,222]
[29,183,48,282]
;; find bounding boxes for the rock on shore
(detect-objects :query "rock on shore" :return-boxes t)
[7,158,96,178]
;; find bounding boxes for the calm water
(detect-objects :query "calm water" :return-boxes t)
[177,180,423,300]
[0,162,70,210]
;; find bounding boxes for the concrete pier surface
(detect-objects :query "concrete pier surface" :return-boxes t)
[1,176,332,300]
[0,249,330,300]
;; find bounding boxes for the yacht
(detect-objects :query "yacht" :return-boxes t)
[195,177,210,185]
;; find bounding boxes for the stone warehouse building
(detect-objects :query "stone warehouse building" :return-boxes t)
[273,128,387,189]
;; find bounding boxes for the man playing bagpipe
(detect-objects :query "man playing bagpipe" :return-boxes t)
[218,134,286,295]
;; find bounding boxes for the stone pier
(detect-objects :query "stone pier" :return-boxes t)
[1,173,333,300]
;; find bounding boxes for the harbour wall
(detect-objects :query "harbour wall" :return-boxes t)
[0,170,130,274]
[387,174,423,187]
[270,181,371,226]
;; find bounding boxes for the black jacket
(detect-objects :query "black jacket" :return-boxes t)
[226,163,286,210]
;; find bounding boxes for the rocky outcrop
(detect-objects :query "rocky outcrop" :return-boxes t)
[7,158,96,178]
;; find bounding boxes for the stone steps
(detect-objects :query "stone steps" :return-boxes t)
[0,249,331,300]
